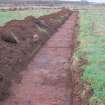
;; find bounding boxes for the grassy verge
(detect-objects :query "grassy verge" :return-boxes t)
[75,9,105,104]
[0,9,53,26]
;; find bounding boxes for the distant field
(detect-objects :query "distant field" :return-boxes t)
[75,8,105,104]
[0,9,54,26]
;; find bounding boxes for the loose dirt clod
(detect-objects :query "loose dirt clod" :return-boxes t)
[1,32,19,44]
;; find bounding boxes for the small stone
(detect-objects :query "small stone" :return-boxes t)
[33,34,39,42]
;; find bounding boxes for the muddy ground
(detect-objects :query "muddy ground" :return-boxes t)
[0,11,83,105]
[0,9,73,100]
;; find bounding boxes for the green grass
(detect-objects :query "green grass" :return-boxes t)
[75,9,105,104]
[0,9,53,26]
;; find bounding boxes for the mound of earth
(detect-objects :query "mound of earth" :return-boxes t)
[0,9,73,101]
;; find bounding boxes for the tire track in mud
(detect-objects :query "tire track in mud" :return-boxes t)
[0,12,80,105]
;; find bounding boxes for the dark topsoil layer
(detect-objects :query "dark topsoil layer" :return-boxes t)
[0,9,73,101]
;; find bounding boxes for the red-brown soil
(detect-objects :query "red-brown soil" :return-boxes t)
[0,9,72,101]
[0,11,83,105]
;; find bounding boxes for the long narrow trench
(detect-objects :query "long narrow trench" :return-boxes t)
[0,12,78,105]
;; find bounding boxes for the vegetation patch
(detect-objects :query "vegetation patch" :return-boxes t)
[0,9,53,26]
[75,9,105,104]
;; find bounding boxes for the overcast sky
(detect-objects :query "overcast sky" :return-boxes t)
[63,0,105,3]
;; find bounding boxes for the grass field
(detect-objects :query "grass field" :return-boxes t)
[75,9,105,104]
[0,9,54,26]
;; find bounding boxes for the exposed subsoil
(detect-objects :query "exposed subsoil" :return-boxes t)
[0,11,84,105]
[0,9,73,100]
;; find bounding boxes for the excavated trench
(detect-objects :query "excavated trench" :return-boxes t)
[0,9,83,105]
